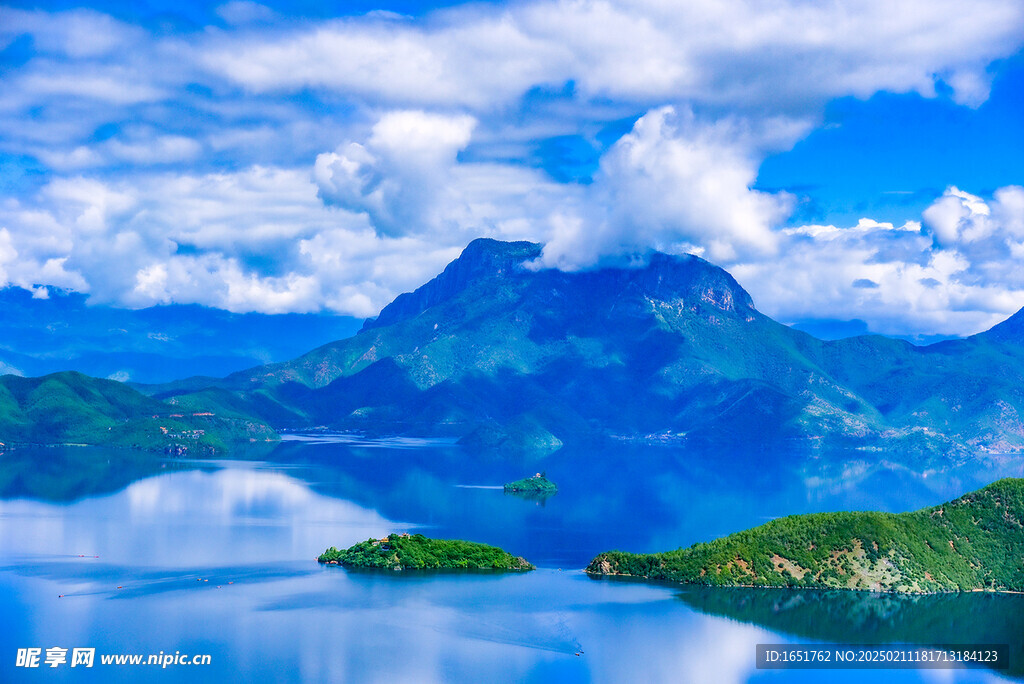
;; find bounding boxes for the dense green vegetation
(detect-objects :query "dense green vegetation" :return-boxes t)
[0,371,277,453]
[318,533,534,571]
[503,474,557,493]
[139,238,1024,457]
[587,478,1024,593]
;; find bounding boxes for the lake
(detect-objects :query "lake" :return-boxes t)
[1,437,1022,682]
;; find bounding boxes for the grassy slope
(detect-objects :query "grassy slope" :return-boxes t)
[0,371,277,452]
[587,478,1024,593]
[318,533,534,571]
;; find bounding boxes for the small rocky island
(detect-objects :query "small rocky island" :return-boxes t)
[503,473,557,494]
[318,533,534,571]
[588,478,1024,594]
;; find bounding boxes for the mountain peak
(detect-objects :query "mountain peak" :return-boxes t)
[621,251,755,313]
[362,239,542,331]
[361,239,755,332]
[461,237,543,264]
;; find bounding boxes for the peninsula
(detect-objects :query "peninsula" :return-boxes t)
[587,478,1024,593]
[318,533,535,571]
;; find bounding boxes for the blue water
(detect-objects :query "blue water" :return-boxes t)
[1,439,1022,682]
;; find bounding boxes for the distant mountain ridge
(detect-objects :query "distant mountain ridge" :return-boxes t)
[140,238,1024,458]
[0,287,361,384]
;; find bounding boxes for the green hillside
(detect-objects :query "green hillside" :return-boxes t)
[587,478,1024,593]
[0,371,277,453]
[318,533,534,571]
[132,238,1024,456]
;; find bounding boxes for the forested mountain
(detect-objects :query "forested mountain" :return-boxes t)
[138,238,1024,457]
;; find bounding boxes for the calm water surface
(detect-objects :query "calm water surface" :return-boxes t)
[1,438,1022,683]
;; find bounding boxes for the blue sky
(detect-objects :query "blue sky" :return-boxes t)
[0,0,1023,338]
[759,53,1024,227]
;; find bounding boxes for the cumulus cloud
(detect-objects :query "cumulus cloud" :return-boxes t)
[922,187,992,246]
[131,254,323,314]
[0,168,415,315]
[3,151,1024,338]
[538,107,796,269]
[732,188,1024,337]
[1,1,1024,340]
[921,186,1024,284]
[994,186,1024,237]
[0,162,555,317]
[312,108,583,247]
[314,111,476,237]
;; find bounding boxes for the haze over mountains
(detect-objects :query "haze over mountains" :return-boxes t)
[0,288,361,384]
[121,238,1024,458]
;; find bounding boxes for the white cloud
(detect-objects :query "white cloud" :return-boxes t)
[0,166,479,316]
[203,15,566,109]
[131,254,323,314]
[0,209,88,292]
[16,69,167,105]
[4,125,1024,337]
[201,0,1024,112]
[314,110,476,237]
[993,185,1024,237]
[0,7,144,58]
[34,146,104,170]
[0,228,16,284]
[313,109,582,248]
[732,189,1024,337]
[538,107,796,269]
[922,187,992,246]
[104,134,203,166]
[921,185,1024,282]
[0,2,1023,340]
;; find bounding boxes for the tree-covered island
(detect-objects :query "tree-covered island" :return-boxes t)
[588,478,1024,593]
[318,533,535,571]
[503,473,557,494]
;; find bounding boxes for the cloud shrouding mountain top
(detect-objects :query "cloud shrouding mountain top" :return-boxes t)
[0,0,1023,336]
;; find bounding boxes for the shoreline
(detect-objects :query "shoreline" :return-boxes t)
[584,570,1024,596]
